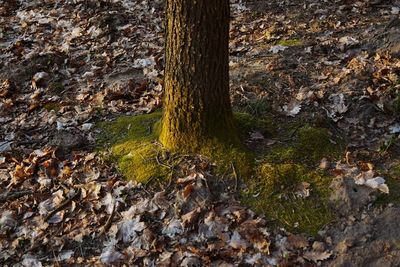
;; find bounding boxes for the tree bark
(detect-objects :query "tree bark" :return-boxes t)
[160,0,236,151]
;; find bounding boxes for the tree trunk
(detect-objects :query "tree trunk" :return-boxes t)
[160,0,237,152]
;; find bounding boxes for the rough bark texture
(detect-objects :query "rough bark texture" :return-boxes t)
[160,0,236,151]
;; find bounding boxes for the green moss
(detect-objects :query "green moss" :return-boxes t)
[114,141,169,183]
[240,125,344,235]
[96,111,268,183]
[96,112,170,183]
[43,102,62,112]
[234,97,271,118]
[275,38,303,46]
[168,112,274,179]
[267,126,343,165]
[234,112,274,137]
[241,163,333,235]
[198,140,254,179]
[97,111,345,235]
[97,112,162,146]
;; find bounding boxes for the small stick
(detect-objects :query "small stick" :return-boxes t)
[44,188,81,222]
[156,151,172,169]
[99,203,116,236]
[231,162,239,191]
[282,124,302,142]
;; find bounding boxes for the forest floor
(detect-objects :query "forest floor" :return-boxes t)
[1,0,400,266]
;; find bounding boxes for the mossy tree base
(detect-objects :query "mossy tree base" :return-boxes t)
[96,112,345,235]
[96,112,271,184]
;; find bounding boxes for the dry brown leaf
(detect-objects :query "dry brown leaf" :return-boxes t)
[287,234,309,249]
[182,207,201,228]
[303,251,332,262]
[229,231,249,251]
[182,184,195,199]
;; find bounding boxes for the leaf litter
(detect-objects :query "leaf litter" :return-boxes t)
[1,0,400,266]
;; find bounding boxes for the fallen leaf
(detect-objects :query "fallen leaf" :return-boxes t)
[229,231,249,251]
[100,246,124,265]
[269,45,288,54]
[162,219,183,237]
[0,141,12,153]
[118,216,146,243]
[303,251,332,262]
[182,207,201,228]
[282,100,301,117]
[22,254,42,267]
[56,250,74,261]
[287,234,309,249]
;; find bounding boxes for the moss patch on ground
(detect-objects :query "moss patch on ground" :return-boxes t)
[96,112,169,183]
[242,163,333,235]
[234,112,274,137]
[241,125,344,235]
[195,112,274,178]
[266,126,343,165]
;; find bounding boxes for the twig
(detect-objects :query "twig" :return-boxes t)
[282,124,302,142]
[156,150,173,169]
[99,203,116,236]
[44,188,81,222]
[0,190,33,202]
[231,162,239,191]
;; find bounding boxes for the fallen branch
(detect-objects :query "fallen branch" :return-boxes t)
[44,188,81,222]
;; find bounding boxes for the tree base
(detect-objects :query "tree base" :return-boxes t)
[95,112,274,183]
[96,112,349,235]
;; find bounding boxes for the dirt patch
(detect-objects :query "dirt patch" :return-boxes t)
[325,207,400,267]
